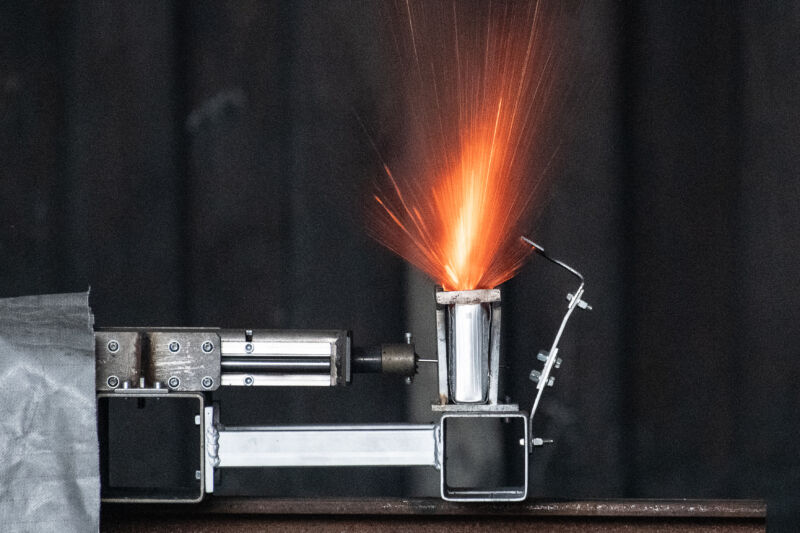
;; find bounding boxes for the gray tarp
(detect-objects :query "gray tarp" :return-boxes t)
[0,292,99,532]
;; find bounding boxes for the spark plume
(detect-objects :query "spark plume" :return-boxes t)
[368,0,571,291]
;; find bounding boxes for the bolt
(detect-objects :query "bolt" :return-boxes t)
[245,342,254,353]
[195,470,202,480]
[244,375,254,386]
[519,438,526,446]
[202,341,214,353]
[107,340,119,353]
[405,376,413,385]
[107,375,120,388]
[404,332,413,344]
[201,376,214,389]
[169,341,180,353]
[168,376,180,388]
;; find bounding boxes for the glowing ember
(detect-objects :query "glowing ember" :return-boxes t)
[368,0,568,290]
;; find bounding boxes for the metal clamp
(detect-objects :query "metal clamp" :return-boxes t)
[520,236,592,445]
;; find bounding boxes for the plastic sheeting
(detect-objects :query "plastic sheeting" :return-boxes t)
[0,292,99,532]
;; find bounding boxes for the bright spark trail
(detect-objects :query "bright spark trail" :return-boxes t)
[368,0,570,291]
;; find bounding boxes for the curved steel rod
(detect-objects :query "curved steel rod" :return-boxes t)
[520,236,591,446]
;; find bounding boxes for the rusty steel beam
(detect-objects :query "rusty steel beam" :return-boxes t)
[102,498,766,532]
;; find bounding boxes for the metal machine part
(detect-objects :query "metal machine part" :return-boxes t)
[440,412,528,501]
[98,390,205,503]
[447,302,490,403]
[219,329,350,387]
[434,289,503,408]
[520,236,592,444]
[201,404,528,502]
[95,331,141,391]
[93,235,589,505]
[351,343,417,376]
[96,328,221,392]
[98,392,528,503]
[95,329,416,391]
[214,424,439,469]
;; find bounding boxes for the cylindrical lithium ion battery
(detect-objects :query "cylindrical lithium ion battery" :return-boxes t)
[447,302,491,403]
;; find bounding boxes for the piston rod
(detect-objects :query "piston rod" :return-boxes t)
[221,357,330,373]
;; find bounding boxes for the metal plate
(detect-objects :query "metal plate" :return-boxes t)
[96,331,141,391]
[149,331,221,391]
[435,289,501,305]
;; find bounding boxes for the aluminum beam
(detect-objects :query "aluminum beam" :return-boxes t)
[216,424,439,468]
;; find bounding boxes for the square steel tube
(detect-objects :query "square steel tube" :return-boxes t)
[440,411,528,502]
[216,424,439,468]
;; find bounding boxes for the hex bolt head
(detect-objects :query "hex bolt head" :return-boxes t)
[201,376,214,389]
[107,340,120,353]
[168,341,180,353]
[107,375,120,388]
[245,342,254,354]
[168,376,180,388]
[244,375,254,386]
[202,341,214,353]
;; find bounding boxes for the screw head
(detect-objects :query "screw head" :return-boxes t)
[244,375,254,386]
[168,376,180,388]
[202,341,214,353]
[201,376,214,389]
[404,376,413,385]
[244,342,254,353]
[107,340,119,353]
[168,341,180,353]
[107,375,120,388]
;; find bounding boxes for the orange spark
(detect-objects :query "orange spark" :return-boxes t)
[368,1,569,291]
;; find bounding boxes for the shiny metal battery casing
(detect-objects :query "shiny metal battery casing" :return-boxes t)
[435,288,501,406]
[447,302,491,403]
